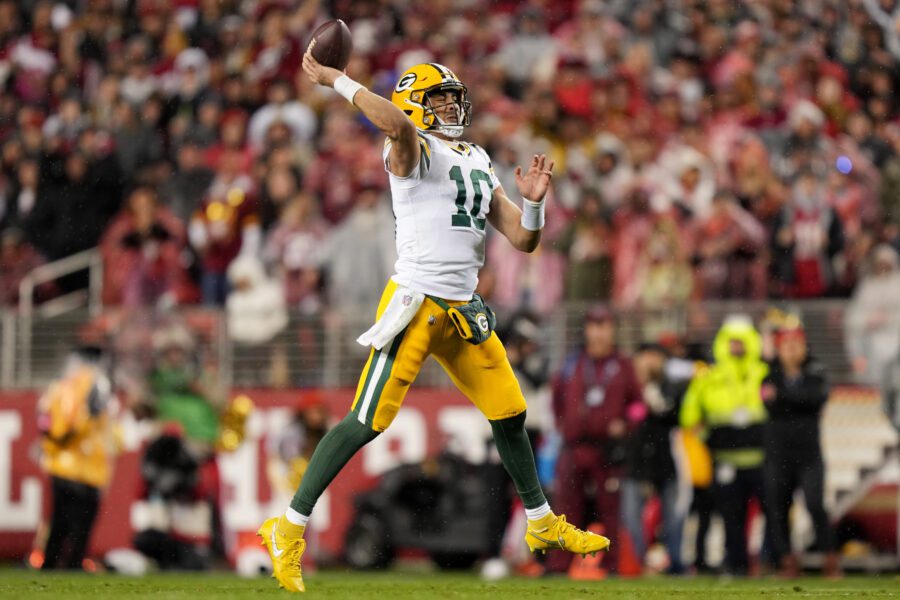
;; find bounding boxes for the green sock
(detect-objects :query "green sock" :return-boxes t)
[290,412,379,516]
[489,411,547,510]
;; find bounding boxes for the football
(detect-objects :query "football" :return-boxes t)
[308,19,353,70]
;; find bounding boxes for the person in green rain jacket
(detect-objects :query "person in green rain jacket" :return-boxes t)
[680,316,768,575]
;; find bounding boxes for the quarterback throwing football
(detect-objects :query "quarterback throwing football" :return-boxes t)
[257,51,610,592]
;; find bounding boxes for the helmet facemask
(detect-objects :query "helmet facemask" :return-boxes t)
[421,84,472,138]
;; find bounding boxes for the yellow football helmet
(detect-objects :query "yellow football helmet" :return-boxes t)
[391,63,471,138]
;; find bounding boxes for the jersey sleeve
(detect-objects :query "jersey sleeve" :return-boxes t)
[383,134,432,182]
[473,144,501,189]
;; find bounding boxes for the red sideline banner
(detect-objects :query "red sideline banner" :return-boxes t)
[0,388,489,563]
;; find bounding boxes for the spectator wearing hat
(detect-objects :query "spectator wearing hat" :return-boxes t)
[548,305,644,574]
[762,318,840,578]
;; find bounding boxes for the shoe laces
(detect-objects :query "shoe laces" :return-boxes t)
[553,514,573,534]
[281,538,306,576]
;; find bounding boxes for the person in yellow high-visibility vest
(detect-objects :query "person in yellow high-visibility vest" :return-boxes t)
[680,316,768,576]
[37,347,117,570]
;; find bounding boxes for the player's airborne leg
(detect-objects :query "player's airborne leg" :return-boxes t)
[434,331,611,559]
[493,412,611,557]
[258,412,378,592]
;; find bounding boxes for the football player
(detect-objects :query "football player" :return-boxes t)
[257,53,610,592]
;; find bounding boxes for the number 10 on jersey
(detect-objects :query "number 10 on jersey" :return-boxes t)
[450,166,492,231]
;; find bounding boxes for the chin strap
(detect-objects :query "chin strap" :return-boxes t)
[437,125,465,138]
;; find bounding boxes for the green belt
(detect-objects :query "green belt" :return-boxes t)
[712,449,765,469]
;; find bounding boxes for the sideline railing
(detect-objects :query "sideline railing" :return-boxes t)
[5,298,856,390]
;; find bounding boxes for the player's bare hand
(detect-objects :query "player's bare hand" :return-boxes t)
[515,154,554,203]
[302,51,344,87]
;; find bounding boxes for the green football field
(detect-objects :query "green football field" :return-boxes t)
[2,570,900,599]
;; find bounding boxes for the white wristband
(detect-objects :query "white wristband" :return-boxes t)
[333,75,365,105]
[521,199,545,231]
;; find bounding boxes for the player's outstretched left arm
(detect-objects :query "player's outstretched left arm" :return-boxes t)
[487,154,554,253]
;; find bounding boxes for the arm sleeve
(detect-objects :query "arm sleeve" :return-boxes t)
[383,135,431,181]
[473,145,502,189]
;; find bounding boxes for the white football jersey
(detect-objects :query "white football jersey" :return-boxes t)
[384,131,501,300]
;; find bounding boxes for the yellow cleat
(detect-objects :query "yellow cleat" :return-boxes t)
[525,513,611,556]
[258,516,307,592]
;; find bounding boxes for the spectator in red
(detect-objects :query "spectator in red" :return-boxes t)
[189,158,260,306]
[549,305,644,574]
[772,169,845,298]
[204,109,253,174]
[100,185,193,307]
[303,112,381,223]
[694,191,768,299]
[246,5,303,89]
[554,57,593,119]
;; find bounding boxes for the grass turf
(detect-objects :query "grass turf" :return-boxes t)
[2,570,900,599]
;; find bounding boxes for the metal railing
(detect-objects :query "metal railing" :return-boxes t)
[14,249,103,385]
[3,297,858,390]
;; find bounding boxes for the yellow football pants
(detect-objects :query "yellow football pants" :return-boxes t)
[350,280,527,431]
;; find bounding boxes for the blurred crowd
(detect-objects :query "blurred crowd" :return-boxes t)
[5,0,900,317]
